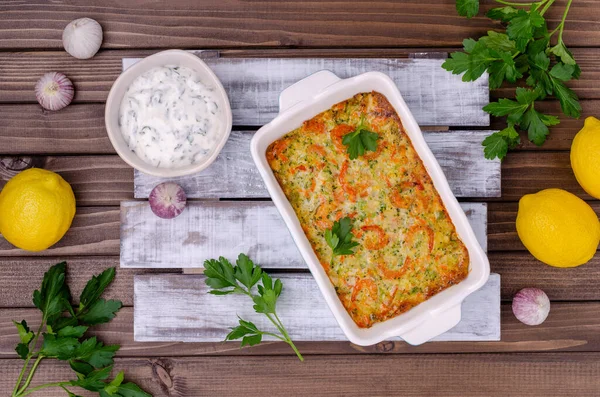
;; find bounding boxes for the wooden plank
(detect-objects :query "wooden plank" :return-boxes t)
[0,207,120,257]
[133,273,500,342]
[120,201,487,268]
[4,302,600,357]
[2,47,599,104]
[0,155,132,207]
[4,101,600,155]
[3,353,600,397]
[134,130,501,200]
[3,253,600,308]
[1,0,598,49]
[123,56,489,127]
[0,257,173,308]
[488,202,600,252]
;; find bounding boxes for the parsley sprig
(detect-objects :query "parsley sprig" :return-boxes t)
[342,118,380,159]
[11,262,150,397]
[445,0,580,160]
[325,217,359,266]
[203,254,303,361]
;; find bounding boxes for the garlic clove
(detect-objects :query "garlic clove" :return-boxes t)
[512,287,550,326]
[149,182,187,219]
[34,72,75,111]
[62,17,103,60]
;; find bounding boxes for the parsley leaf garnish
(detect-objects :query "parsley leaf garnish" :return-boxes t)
[325,217,359,265]
[204,254,303,361]
[445,0,580,160]
[341,119,380,159]
[11,263,150,397]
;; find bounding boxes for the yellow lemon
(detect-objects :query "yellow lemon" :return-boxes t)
[516,188,600,268]
[0,168,76,251]
[571,116,600,199]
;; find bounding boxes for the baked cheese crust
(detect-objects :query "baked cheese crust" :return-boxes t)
[267,92,469,328]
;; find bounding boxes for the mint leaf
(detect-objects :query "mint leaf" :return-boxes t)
[456,0,479,18]
[78,299,122,325]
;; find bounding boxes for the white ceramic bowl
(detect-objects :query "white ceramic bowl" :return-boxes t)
[251,70,490,346]
[105,49,233,177]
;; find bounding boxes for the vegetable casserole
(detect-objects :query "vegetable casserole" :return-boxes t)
[266,92,469,328]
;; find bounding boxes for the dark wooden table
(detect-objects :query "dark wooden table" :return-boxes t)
[1,1,600,396]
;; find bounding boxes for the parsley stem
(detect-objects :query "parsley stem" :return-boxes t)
[274,312,304,362]
[494,0,537,6]
[557,0,573,42]
[12,323,44,397]
[538,0,556,16]
[15,355,44,396]
[17,381,71,397]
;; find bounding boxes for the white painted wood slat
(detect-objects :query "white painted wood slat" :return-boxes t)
[123,56,489,127]
[120,201,486,268]
[134,273,500,342]
[134,130,501,199]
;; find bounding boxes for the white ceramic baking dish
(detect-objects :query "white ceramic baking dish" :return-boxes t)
[250,70,490,346]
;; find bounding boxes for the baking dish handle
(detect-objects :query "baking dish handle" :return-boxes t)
[399,304,462,345]
[279,70,341,113]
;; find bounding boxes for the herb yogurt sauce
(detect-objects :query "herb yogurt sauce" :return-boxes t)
[119,65,222,168]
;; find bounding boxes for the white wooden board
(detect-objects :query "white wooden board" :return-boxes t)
[123,55,489,127]
[134,273,500,342]
[134,130,501,199]
[121,201,486,268]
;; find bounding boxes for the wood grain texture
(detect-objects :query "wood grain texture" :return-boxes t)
[120,201,487,268]
[0,207,120,257]
[0,155,133,206]
[2,353,600,397]
[4,101,600,155]
[2,253,600,310]
[488,202,600,252]
[124,56,489,126]
[0,0,597,49]
[0,257,173,308]
[134,130,501,199]
[133,273,500,342]
[4,302,600,357]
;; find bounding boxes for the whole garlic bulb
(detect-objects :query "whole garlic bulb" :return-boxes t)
[62,18,103,59]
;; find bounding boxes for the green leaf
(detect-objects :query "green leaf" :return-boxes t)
[15,343,29,359]
[480,31,516,53]
[515,87,539,105]
[549,41,576,65]
[241,334,262,347]
[33,262,72,327]
[341,120,380,160]
[203,257,238,291]
[78,299,122,325]
[462,38,477,53]
[79,268,116,312]
[486,6,518,22]
[456,0,479,18]
[551,78,582,118]
[483,98,527,117]
[41,333,79,360]
[233,253,262,290]
[72,336,119,368]
[488,51,520,89]
[103,371,125,395]
[550,63,575,81]
[57,325,88,338]
[522,108,550,145]
[530,51,550,71]
[442,51,471,75]
[70,365,113,392]
[226,318,261,341]
[506,9,544,52]
[326,217,360,259]
[70,360,94,377]
[13,320,34,345]
[482,125,520,160]
[116,383,152,397]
